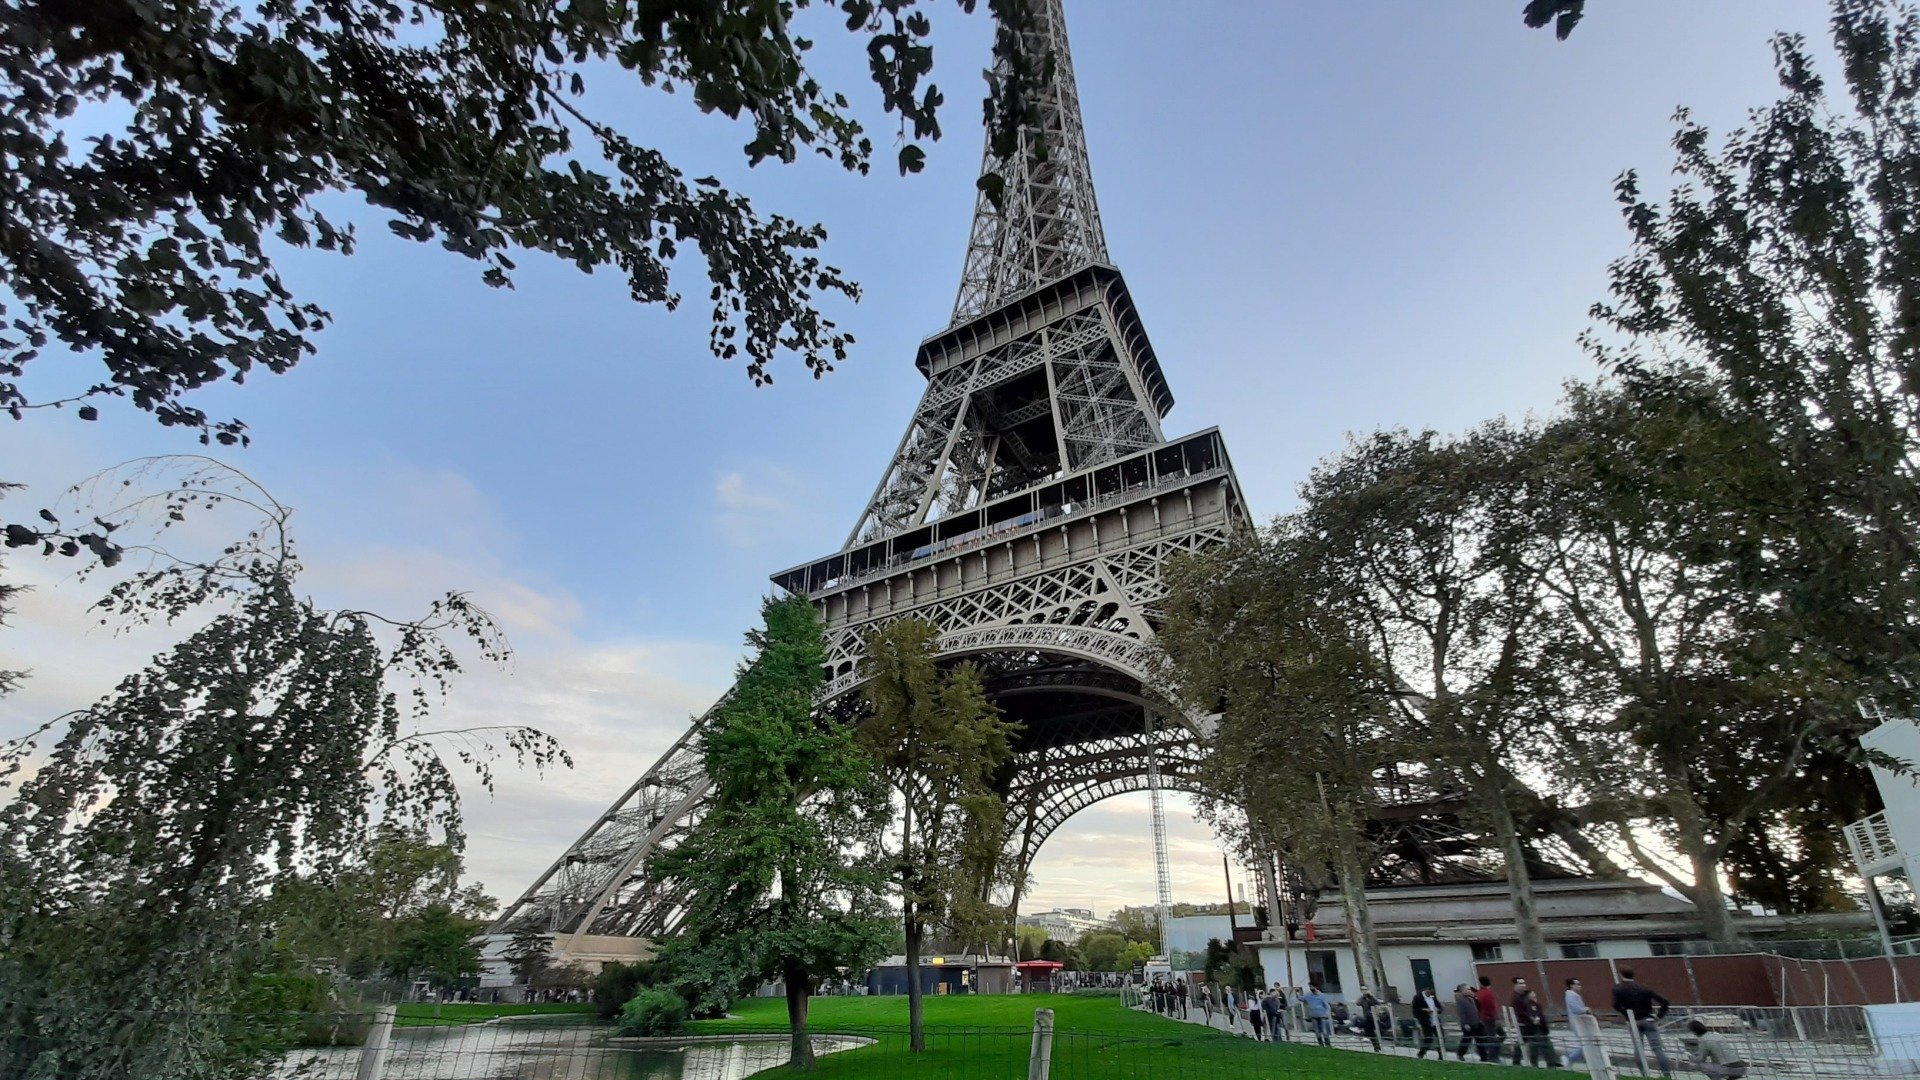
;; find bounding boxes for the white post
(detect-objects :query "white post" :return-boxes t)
[1572,1011,1615,1080]
[1625,1009,1650,1077]
[354,1005,396,1080]
[1028,1007,1056,1080]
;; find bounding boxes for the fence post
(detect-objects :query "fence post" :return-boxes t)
[1028,1008,1056,1080]
[355,1005,396,1080]
[1571,1012,1615,1080]
[1624,1009,1649,1077]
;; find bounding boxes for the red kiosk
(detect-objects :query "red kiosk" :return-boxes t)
[1014,960,1064,993]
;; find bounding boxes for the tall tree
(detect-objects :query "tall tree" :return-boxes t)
[0,458,566,1078]
[1160,532,1392,992]
[1292,425,1568,959]
[1589,0,1920,731]
[0,0,1046,444]
[650,596,893,1072]
[858,618,1016,1054]
[1517,385,1877,940]
[272,825,495,980]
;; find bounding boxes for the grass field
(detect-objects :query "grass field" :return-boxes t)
[692,994,1474,1079]
[391,1001,597,1027]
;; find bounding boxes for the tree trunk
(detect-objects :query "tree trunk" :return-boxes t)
[785,960,815,1071]
[1338,848,1388,991]
[1487,783,1548,959]
[1684,839,1738,945]
[905,909,926,1053]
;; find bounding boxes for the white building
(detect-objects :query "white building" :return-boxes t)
[1847,711,1920,950]
[1017,907,1107,944]
[1250,877,1865,1003]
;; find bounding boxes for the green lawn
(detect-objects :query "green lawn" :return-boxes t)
[692,994,1477,1079]
[392,1002,597,1027]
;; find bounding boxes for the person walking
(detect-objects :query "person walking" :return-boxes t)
[1177,978,1189,1018]
[1248,993,1267,1041]
[1685,1020,1749,1079]
[1224,985,1238,1030]
[1564,977,1590,1065]
[1303,984,1333,1047]
[1353,986,1383,1051]
[1264,987,1288,1042]
[1453,984,1484,1060]
[1511,977,1562,1067]
[1612,967,1673,1077]
[1476,976,1503,1062]
[1412,984,1443,1059]
[1202,983,1216,1024]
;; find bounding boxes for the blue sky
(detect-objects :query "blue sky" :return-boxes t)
[1,1,1836,915]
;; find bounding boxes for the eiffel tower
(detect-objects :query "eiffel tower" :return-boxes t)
[491,0,1250,953]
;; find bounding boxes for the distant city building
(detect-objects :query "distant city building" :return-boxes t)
[1017,908,1107,943]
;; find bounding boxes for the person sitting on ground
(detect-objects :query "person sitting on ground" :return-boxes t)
[1686,1020,1749,1079]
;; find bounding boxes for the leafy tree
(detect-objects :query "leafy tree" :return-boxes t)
[504,927,557,989]
[1160,531,1392,992]
[0,0,1048,443]
[1118,941,1156,973]
[383,904,485,989]
[1038,938,1070,964]
[1077,930,1126,972]
[1586,0,1920,737]
[859,618,1017,1053]
[592,961,660,1020]
[1522,0,1585,39]
[650,596,893,1071]
[1514,386,1879,938]
[1288,425,1570,958]
[1109,906,1162,948]
[1014,924,1048,960]
[0,458,566,1078]
[273,824,494,979]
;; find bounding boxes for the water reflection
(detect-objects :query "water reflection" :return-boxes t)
[283,1019,866,1080]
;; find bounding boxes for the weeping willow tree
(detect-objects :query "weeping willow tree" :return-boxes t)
[0,457,567,1079]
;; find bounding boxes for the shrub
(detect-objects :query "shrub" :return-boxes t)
[618,987,689,1037]
[593,961,657,1020]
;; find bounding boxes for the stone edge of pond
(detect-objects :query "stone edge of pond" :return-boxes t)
[607,1033,878,1048]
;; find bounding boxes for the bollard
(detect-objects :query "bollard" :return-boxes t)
[354,1005,396,1080]
[1028,1007,1056,1080]
[1571,1012,1616,1080]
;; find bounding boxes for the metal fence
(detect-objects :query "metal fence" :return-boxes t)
[0,1005,1340,1080]
[17,998,1920,1080]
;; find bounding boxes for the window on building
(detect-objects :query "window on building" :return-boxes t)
[1470,942,1504,962]
[1306,950,1343,993]
[1648,939,1687,957]
[1558,941,1599,959]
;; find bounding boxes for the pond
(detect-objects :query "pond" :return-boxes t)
[280,1018,867,1080]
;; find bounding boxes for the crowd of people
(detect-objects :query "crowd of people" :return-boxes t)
[1133,965,1745,1078]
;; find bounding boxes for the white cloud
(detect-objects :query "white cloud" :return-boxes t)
[712,465,811,549]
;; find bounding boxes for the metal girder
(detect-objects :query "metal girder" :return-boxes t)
[952,0,1108,322]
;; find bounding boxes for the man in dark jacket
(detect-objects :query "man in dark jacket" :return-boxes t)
[1454,984,1486,1061]
[1411,985,1443,1058]
[1511,977,1562,1067]
[1612,967,1673,1077]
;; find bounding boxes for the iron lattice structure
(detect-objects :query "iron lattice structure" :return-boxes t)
[493,0,1246,948]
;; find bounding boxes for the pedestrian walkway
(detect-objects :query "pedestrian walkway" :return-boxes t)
[1132,998,1512,1064]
